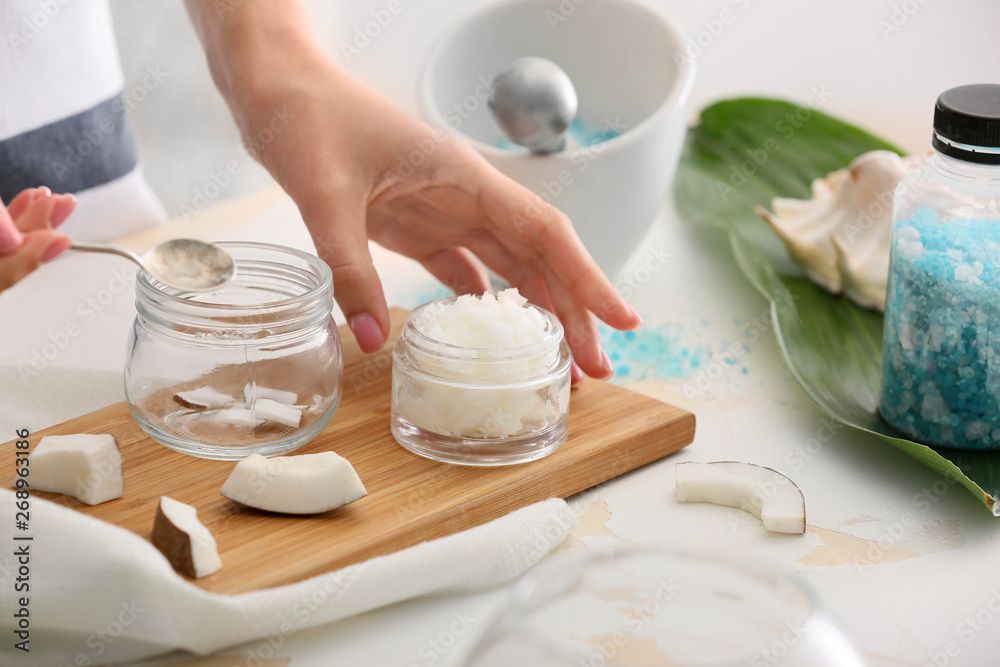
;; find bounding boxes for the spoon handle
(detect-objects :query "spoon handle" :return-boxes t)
[69,242,146,268]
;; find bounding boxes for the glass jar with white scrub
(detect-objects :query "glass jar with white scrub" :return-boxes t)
[391,293,572,466]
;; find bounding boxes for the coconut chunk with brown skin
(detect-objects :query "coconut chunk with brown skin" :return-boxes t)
[251,398,302,428]
[174,387,236,410]
[30,434,123,505]
[222,452,367,514]
[152,496,222,578]
[675,461,805,534]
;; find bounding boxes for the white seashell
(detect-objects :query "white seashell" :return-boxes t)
[757,149,927,311]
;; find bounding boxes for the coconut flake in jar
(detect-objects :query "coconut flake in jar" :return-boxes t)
[391,288,572,466]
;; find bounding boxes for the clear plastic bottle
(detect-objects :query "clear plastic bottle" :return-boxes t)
[880,84,1000,449]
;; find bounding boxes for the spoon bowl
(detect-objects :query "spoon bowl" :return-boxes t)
[71,238,236,292]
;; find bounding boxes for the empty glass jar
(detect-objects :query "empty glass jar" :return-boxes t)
[125,242,343,459]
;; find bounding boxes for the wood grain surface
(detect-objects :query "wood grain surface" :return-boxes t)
[1,309,695,594]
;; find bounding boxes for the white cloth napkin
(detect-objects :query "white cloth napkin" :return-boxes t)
[0,366,126,435]
[0,365,578,666]
[0,490,576,666]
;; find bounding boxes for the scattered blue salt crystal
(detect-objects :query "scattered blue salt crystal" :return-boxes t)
[880,206,1000,449]
[602,322,708,382]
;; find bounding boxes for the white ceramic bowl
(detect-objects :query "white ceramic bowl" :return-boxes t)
[420,0,695,278]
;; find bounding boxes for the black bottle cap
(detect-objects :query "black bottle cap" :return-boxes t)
[932,84,1000,165]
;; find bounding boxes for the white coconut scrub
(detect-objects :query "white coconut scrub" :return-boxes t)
[391,289,572,465]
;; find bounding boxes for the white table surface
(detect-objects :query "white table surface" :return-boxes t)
[5,0,1000,665]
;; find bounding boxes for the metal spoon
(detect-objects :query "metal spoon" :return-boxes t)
[70,239,236,292]
[488,57,578,154]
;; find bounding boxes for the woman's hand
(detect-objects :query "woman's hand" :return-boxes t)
[0,187,75,294]
[184,0,640,382]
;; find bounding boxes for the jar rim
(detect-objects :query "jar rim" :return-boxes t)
[136,241,333,312]
[135,241,334,337]
[402,295,565,361]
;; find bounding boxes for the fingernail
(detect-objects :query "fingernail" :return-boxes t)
[600,349,614,377]
[570,361,584,387]
[50,195,76,227]
[41,237,70,262]
[350,313,385,353]
[37,186,51,197]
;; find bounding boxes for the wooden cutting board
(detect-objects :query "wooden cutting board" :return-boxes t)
[1,309,695,594]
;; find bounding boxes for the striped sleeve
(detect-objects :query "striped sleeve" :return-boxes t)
[1,0,166,241]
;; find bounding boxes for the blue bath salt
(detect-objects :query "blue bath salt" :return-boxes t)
[880,206,1000,449]
[494,117,622,151]
[600,323,710,383]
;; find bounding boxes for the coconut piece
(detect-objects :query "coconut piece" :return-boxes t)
[30,434,123,505]
[214,409,265,428]
[152,496,222,578]
[757,149,927,311]
[174,387,236,410]
[244,384,298,406]
[251,398,302,428]
[221,452,367,514]
[675,461,805,534]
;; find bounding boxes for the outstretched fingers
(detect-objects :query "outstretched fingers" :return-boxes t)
[299,194,390,354]
[8,189,76,230]
[0,230,71,293]
[418,246,491,297]
[461,228,605,380]
[5,189,39,220]
[542,264,612,380]
[478,173,641,331]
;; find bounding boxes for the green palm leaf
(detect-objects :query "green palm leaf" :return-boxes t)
[674,98,1000,514]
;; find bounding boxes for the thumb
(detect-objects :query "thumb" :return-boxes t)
[300,196,389,354]
[0,230,70,293]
